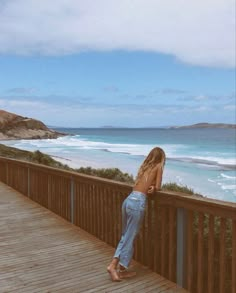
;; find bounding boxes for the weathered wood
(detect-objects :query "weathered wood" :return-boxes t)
[197,213,204,293]
[0,182,188,293]
[153,198,160,273]
[219,218,226,293]
[161,206,167,276]
[158,191,236,220]
[208,215,215,293]
[186,211,193,292]
[168,206,176,281]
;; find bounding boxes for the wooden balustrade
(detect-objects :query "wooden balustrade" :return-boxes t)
[0,156,235,293]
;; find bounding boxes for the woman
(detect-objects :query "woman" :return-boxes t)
[107,147,166,281]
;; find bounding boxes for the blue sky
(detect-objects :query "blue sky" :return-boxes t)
[0,0,235,127]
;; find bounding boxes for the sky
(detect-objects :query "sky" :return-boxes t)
[0,0,235,127]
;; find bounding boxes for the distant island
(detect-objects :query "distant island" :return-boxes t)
[0,109,66,140]
[169,123,236,129]
[99,123,236,129]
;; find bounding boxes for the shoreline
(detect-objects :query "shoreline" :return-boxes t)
[51,156,91,170]
[51,154,138,174]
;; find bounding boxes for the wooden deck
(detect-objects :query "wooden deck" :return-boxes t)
[0,182,188,293]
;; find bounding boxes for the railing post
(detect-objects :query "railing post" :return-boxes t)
[6,162,9,185]
[27,166,30,197]
[47,174,52,210]
[177,207,186,287]
[70,176,74,224]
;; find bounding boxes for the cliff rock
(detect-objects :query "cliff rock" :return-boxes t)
[0,109,65,140]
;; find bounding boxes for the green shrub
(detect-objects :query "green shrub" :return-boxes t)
[75,166,135,184]
[28,150,68,168]
[162,182,195,194]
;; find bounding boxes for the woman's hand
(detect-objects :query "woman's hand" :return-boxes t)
[147,185,156,194]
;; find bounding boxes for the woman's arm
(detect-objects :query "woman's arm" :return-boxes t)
[155,164,163,191]
[147,165,163,194]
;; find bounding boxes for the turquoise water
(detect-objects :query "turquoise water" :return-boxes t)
[2,127,236,202]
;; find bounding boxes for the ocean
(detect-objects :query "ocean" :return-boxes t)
[2,127,236,203]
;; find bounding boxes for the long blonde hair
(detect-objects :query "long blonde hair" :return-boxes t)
[135,147,166,184]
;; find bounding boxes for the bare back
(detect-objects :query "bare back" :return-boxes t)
[133,165,162,195]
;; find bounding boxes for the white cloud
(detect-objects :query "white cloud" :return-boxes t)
[193,106,210,112]
[180,93,235,103]
[7,87,37,94]
[0,98,48,108]
[103,86,119,93]
[194,95,209,101]
[158,88,187,95]
[224,104,236,111]
[0,0,234,67]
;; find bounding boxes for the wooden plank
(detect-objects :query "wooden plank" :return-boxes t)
[146,199,153,268]
[112,189,118,248]
[160,207,166,276]
[208,214,215,293]
[219,218,226,293]
[94,185,99,238]
[107,187,112,245]
[197,213,204,293]
[81,182,86,230]
[100,184,105,241]
[168,206,175,282]
[153,198,160,273]
[78,180,83,227]
[186,210,193,292]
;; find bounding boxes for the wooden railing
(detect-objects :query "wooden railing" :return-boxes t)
[0,157,235,293]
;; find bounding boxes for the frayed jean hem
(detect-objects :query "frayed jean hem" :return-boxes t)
[118,261,128,269]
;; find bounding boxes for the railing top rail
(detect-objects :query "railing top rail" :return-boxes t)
[158,189,236,208]
[158,190,236,219]
[1,156,235,217]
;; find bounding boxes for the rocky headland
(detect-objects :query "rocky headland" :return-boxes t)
[0,109,65,140]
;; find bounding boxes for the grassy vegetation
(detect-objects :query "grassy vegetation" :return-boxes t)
[75,166,134,184]
[28,150,71,169]
[0,144,69,169]
[162,182,194,194]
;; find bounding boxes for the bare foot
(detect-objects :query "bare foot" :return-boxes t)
[107,266,122,282]
[119,270,137,279]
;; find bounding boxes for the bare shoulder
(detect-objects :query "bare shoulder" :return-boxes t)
[152,164,161,173]
[150,164,162,180]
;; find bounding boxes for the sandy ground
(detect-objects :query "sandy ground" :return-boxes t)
[51,155,117,170]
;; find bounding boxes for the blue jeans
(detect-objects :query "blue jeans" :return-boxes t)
[114,191,147,268]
